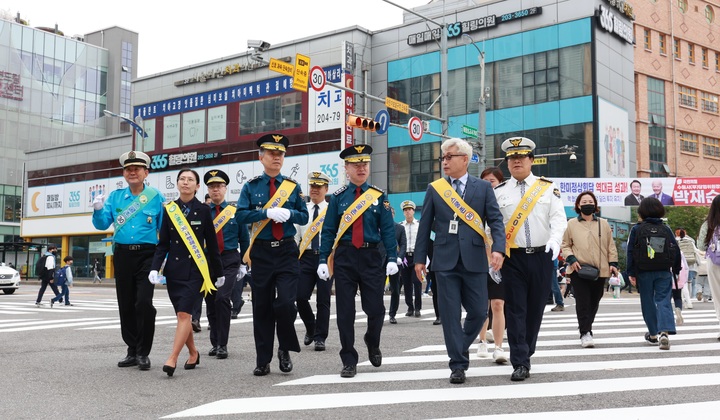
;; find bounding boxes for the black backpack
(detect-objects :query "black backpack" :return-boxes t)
[633,222,676,271]
[35,255,48,279]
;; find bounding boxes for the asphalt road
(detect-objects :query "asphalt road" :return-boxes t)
[3,282,720,419]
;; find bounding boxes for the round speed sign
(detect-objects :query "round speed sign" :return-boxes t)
[309,66,326,92]
[408,116,423,141]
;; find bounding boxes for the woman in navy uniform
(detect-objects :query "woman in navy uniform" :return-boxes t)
[235,134,309,376]
[317,145,398,378]
[150,168,224,377]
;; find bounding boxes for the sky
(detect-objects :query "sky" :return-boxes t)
[3,0,430,77]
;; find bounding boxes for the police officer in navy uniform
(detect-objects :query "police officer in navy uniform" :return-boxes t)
[294,171,332,351]
[236,134,309,376]
[317,145,398,378]
[494,137,568,381]
[92,151,164,371]
[204,169,250,359]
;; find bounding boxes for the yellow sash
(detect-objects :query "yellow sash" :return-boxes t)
[213,205,236,233]
[243,179,297,265]
[165,203,216,297]
[430,178,488,243]
[504,178,553,256]
[298,206,328,258]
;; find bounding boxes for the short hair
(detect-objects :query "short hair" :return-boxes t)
[47,244,57,251]
[480,167,505,183]
[204,193,210,200]
[441,138,473,160]
[637,196,665,219]
[630,179,641,187]
[574,191,598,214]
[63,256,73,263]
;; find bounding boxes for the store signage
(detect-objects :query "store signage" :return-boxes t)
[174,57,292,86]
[597,4,634,44]
[0,71,23,101]
[149,151,222,171]
[407,7,542,46]
[603,0,635,20]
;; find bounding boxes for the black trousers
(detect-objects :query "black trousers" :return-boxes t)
[334,244,385,367]
[401,254,422,311]
[113,247,157,357]
[250,240,301,366]
[570,272,606,337]
[297,252,333,342]
[35,271,60,303]
[428,270,439,318]
[388,271,401,317]
[205,251,241,347]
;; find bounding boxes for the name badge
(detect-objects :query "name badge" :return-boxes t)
[190,221,201,226]
[448,220,459,235]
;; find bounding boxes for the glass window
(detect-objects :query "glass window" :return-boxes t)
[182,110,206,146]
[674,39,681,59]
[678,0,688,14]
[702,48,709,67]
[387,74,440,124]
[388,143,441,193]
[207,106,227,142]
[647,77,667,177]
[659,34,666,55]
[644,29,652,50]
[163,114,181,149]
[701,92,719,113]
[717,52,720,72]
[140,118,155,152]
[688,43,695,64]
[238,91,302,136]
[706,5,715,23]
[679,132,699,153]
[703,136,720,158]
[495,57,522,109]
[559,44,591,99]
[678,85,697,108]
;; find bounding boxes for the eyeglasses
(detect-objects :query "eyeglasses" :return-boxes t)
[438,154,465,163]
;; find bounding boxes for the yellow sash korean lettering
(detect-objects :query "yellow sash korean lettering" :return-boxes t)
[165,203,215,297]
[430,179,488,243]
[243,179,297,265]
[298,207,328,258]
[504,178,552,256]
[213,205,236,232]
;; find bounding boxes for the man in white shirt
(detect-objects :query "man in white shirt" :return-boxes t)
[400,200,423,318]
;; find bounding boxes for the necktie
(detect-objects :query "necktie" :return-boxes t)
[352,187,364,248]
[453,179,463,197]
[182,204,190,217]
[311,204,320,250]
[214,206,224,253]
[519,180,532,247]
[269,177,283,240]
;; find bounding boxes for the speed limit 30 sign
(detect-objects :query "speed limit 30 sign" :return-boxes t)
[408,116,423,141]
[310,66,326,92]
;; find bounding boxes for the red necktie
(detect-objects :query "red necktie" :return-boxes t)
[352,187,364,248]
[213,206,224,253]
[269,177,283,240]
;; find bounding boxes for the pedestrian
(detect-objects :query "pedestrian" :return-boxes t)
[317,144,398,378]
[696,194,720,339]
[694,247,711,302]
[92,259,103,284]
[560,191,619,348]
[204,169,250,359]
[51,255,74,307]
[414,138,506,384]
[399,201,421,319]
[236,133,309,376]
[627,197,681,350]
[494,137,567,381]
[386,206,407,324]
[92,150,164,371]
[676,228,698,307]
[294,171,333,351]
[149,168,224,377]
[35,245,61,307]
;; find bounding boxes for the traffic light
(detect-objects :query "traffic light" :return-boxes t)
[346,114,380,132]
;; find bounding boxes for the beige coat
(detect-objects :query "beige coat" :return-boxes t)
[561,216,618,278]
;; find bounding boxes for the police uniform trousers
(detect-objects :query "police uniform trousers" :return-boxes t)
[401,253,422,312]
[387,270,401,318]
[434,255,488,371]
[297,251,333,342]
[113,246,157,358]
[205,250,241,347]
[249,239,301,366]
[333,243,385,367]
[501,249,553,370]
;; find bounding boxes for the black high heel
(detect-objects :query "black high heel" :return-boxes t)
[162,364,176,377]
[184,352,200,370]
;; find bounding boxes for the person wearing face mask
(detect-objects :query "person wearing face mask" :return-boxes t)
[35,245,61,307]
[561,191,619,348]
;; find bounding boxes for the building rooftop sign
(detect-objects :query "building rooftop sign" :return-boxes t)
[597,4,634,44]
[174,57,292,87]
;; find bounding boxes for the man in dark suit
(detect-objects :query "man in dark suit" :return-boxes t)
[623,179,644,205]
[381,207,406,324]
[414,138,506,384]
[651,180,675,205]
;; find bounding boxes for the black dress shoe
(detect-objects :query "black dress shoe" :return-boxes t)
[208,346,218,357]
[162,364,176,377]
[389,317,397,324]
[191,319,201,333]
[414,310,421,317]
[364,334,382,367]
[184,352,200,370]
[278,349,293,373]
[216,346,228,359]
[253,364,270,376]
[433,318,442,325]
[137,356,151,371]
[511,365,530,381]
[230,311,238,320]
[450,368,466,384]
[303,334,314,346]
[314,340,326,351]
[340,365,357,378]
[405,309,413,317]
[117,355,138,368]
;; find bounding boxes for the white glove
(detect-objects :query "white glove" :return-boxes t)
[386,261,399,276]
[267,207,291,223]
[317,263,330,280]
[92,194,105,210]
[238,264,248,280]
[148,270,160,284]
[545,239,560,261]
[216,276,226,288]
[397,257,403,266]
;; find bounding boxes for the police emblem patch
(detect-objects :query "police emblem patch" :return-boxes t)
[553,188,561,198]
[139,195,148,204]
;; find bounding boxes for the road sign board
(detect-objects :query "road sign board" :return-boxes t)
[293,54,310,93]
[269,58,294,77]
[462,124,478,139]
[385,97,409,114]
[471,154,479,164]
[408,117,423,141]
[532,157,547,165]
[374,110,390,135]
[309,66,326,92]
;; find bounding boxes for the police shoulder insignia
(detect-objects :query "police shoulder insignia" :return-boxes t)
[284,176,297,184]
[299,192,305,199]
[539,176,554,183]
[333,185,348,196]
[553,188,561,198]
[494,181,508,189]
[248,175,263,183]
[369,184,384,193]
[383,200,391,210]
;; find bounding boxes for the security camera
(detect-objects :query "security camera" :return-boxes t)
[247,40,271,52]
[569,153,577,162]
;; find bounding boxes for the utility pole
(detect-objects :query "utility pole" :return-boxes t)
[463,33,487,173]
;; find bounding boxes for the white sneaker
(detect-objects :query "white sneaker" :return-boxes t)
[580,332,595,348]
[659,333,670,350]
[492,347,507,364]
[35,302,44,307]
[476,341,491,358]
[485,330,494,344]
[674,307,683,326]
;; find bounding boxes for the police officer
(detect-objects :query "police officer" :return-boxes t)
[92,151,164,371]
[317,145,398,378]
[294,171,332,351]
[494,137,567,381]
[399,200,422,318]
[204,169,250,359]
[235,134,309,376]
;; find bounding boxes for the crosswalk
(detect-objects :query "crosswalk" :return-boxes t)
[162,297,720,419]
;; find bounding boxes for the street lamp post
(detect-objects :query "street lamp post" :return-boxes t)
[103,109,148,152]
[463,34,487,173]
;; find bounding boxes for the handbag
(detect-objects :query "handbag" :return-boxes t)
[576,264,600,281]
